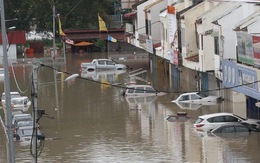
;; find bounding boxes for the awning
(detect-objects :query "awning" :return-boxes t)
[74,41,93,46]
[124,11,137,18]
[185,54,199,62]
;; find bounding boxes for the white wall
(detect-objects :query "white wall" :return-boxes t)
[136,1,152,48]
[147,0,167,45]
[0,44,17,63]
[218,3,258,60]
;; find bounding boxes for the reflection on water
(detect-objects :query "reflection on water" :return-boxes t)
[0,52,260,162]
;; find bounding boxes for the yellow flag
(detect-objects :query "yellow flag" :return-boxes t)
[98,15,108,31]
[58,15,66,36]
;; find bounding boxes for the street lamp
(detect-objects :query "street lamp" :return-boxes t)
[0,0,15,162]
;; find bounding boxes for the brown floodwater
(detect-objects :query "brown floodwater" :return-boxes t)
[0,52,260,163]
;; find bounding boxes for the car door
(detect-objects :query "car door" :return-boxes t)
[134,86,145,96]
[190,94,201,103]
[206,116,226,130]
[105,60,116,69]
[145,86,156,96]
[97,60,106,69]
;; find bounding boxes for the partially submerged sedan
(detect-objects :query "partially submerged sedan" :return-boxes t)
[209,123,260,138]
[172,92,222,105]
[122,85,166,97]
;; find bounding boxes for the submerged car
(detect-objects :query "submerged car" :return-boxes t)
[1,91,21,107]
[14,126,44,143]
[209,123,260,138]
[193,112,260,132]
[122,85,166,97]
[12,113,32,125]
[172,92,222,105]
[6,96,32,110]
[12,118,33,135]
[80,59,127,72]
[164,112,191,122]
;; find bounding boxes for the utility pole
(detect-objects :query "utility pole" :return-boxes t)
[52,2,59,110]
[0,0,15,162]
[32,59,39,163]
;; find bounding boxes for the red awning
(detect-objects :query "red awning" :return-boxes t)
[124,11,137,18]
[153,42,161,48]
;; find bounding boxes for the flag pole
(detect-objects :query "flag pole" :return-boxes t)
[108,37,110,58]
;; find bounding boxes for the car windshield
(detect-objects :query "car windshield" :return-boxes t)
[17,121,33,127]
[234,114,246,121]
[12,98,27,105]
[2,93,21,100]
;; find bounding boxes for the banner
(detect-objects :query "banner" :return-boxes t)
[236,32,254,65]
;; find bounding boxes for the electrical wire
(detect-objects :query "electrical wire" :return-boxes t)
[10,62,31,94]
[39,62,260,95]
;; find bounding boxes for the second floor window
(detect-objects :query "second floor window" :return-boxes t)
[214,36,219,55]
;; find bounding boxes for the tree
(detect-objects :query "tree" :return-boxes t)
[4,0,117,32]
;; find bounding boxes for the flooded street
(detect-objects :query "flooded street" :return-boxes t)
[1,52,260,163]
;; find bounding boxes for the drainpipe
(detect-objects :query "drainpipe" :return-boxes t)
[212,20,223,97]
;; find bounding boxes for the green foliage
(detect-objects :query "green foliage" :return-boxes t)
[93,39,106,52]
[5,0,118,32]
[94,39,106,48]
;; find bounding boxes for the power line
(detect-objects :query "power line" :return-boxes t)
[39,62,260,95]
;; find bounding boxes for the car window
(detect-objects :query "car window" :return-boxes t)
[235,126,249,132]
[127,88,134,94]
[194,118,204,124]
[145,87,155,93]
[98,60,105,65]
[16,121,33,127]
[190,94,201,100]
[135,87,145,93]
[106,61,115,65]
[179,95,189,101]
[207,116,225,123]
[221,126,235,133]
[225,116,239,122]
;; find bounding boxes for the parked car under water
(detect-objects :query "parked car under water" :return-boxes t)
[122,85,166,97]
[172,92,222,105]
[14,126,44,145]
[193,112,260,132]
[208,122,260,138]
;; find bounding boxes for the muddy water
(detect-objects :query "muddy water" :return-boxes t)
[0,52,260,163]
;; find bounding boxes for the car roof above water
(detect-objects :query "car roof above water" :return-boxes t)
[199,112,234,119]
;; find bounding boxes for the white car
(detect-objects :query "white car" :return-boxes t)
[10,96,32,108]
[81,59,127,72]
[14,126,44,144]
[172,92,222,105]
[1,91,21,106]
[193,112,260,132]
[12,113,32,125]
[122,85,166,97]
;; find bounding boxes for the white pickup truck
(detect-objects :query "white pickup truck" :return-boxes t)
[80,59,127,72]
